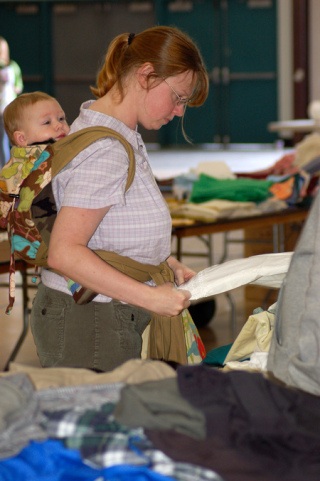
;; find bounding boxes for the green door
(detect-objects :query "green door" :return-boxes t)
[0,0,278,146]
[158,0,277,145]
[156,0,217,146]
[220,0,277,144]
[0,2,53,93]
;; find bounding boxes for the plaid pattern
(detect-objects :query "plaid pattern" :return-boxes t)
[44,100,172,301]
[42,402,223,481]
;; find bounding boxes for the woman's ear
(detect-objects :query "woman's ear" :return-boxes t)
[13,130,28,147]
[136,62,154,88]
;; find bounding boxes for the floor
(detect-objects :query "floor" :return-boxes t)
[0,144,285,371]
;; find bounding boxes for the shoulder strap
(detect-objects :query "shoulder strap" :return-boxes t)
[48,126,135,192]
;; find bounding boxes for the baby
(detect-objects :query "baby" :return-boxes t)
[1,91,91,303]
[1,91,70,195]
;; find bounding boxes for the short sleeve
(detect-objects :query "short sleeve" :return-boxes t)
[54,138,130,209]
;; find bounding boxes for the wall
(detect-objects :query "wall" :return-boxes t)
[0,0,309,144]
[309,0,320,103]
[52,2,155,129]
[277,0,293,122]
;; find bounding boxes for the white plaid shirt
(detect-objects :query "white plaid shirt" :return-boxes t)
[42,101,172,301]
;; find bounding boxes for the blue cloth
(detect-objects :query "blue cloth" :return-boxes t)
[0,439,176,481]
[202,343,233,366]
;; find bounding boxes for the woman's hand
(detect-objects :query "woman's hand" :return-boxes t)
[167,256,196,286]
[147,282,191,317]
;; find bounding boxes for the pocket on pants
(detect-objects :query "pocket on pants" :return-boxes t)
[30,290,66,365]
[113,301,150,355]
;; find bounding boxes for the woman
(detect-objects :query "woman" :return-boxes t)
[0,36,23,168]
[30,25,209,372]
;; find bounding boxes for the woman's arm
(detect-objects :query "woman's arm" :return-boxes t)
[48,206,191,317]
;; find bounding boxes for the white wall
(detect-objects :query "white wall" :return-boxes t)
[277,0,293,121]
[277,0,320,123]
[310,0,320,103]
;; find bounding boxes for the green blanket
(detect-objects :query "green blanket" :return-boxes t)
[190,173,273,203]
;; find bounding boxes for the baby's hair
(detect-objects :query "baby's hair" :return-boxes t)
[4,91,55,144]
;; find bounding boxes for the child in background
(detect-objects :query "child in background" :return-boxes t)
[0,36,24,168]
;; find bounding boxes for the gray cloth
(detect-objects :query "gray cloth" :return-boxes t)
[0,373,46,459]
[114,377,206,439]
[268,191,320,395]
[37,381,123,412]
[0,371,124,459]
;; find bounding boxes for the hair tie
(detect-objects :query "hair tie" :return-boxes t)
[128,33,135,45]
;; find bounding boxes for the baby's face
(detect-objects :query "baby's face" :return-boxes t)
[19,99,70,145]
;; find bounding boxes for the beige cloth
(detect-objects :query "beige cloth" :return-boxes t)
[2,359,177,391]
[224,307,275,365]
[95,251,188,365]
[170,199,258,222]
[294,132,320,171]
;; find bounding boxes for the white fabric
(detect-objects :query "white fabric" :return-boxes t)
[193,161,236,179]
[225,351,269,372]
[178,252,293,301]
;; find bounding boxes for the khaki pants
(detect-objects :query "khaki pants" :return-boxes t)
[30,282,151,372]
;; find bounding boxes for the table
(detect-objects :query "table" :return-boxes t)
[172,206,309,337]
[172,205,309,262]
[268,119,320,134]
[0,239,32,371]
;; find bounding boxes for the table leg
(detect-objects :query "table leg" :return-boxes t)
[3,269,30,371]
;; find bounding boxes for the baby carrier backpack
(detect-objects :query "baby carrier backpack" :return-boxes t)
[0,126,135,312]
[267,189,320,395]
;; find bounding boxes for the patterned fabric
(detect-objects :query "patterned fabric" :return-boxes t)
[0,144,51,312]
[0,144,48,223]
[42,402,222,481]
[182,309,206,363]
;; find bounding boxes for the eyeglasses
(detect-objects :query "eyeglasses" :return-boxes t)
[162,78,191,107]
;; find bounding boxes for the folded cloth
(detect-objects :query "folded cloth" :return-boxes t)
[178,252,293,301]
[190,173,273,203]
[4,359,177,390]
[170,199,259,222]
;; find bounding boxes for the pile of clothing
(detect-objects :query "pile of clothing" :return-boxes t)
[169,133,320,223]
[1,360,320,481]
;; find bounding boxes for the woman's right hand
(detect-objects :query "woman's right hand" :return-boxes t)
[146,282,191,317]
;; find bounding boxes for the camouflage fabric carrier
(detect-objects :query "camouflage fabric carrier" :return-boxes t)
[0,126,135,312]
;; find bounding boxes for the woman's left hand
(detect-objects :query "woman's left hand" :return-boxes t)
[167,256,196,286]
